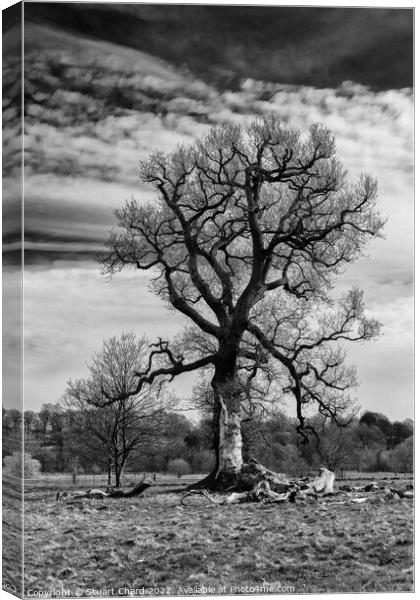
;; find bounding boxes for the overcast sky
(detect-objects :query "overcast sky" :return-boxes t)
[2,3,413,421]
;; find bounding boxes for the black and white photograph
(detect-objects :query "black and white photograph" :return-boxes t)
[2,1,414,597]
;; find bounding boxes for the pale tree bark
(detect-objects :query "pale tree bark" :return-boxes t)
[216,395,242,482]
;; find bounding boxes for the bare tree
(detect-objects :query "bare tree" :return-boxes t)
[309,416,362,473]
[103,117,384,489]
[64,332,172,487]
[38,404,54,445]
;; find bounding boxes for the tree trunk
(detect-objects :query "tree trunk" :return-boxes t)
[211,401,221,474]
[114,455,128,488]
[196,370,244,490]
[190,357,294,491]
[119,457,127,487]
[114,454,121,488]
[107,460,112,486]
[216,396,242,486]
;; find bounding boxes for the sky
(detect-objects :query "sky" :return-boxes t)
[2,3,414,421]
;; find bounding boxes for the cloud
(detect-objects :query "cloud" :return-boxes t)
[21,77,413,306]
[3,24,412,418]
[24,6,413,89]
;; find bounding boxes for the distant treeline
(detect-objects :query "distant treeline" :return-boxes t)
[2,405,413,482]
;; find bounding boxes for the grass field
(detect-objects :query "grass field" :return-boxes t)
[20,477,413,596]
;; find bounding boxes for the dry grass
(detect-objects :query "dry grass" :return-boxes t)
[2,494,23,598]
[23,482,413,596]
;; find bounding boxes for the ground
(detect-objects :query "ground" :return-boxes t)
[19,479,413,596]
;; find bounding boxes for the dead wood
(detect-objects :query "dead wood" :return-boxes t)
[304,467,335,495]
[223,491,250,505]
[191,459,291,492]
[350,497,368,504]
[59,479,153,502]
[108,481,152,498]
[238,459,290,493]
[58,465,412,508]
[180,464,336,506]
[389,487,413,499]
[184,466,412,507]
[177,489,223,506]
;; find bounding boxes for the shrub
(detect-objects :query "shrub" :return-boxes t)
[3,452,42,478]
[167,458,191,478]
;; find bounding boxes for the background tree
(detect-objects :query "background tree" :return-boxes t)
[359,411,393,448]
[59,409,107,478]
[24,411,37,437]
[64,332,172,487]
[305,416,362,473]
[184,416,215,473]
[101,117,384,488]
[167,458,191,478]
[2,408,22,458]
[389,420,413,448]
[388,436,413,473]
[8,404,411,478]
[38,404,55,445]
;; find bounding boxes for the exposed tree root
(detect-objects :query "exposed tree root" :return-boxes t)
[187,468,219,490]
[177,489,223,506]
[224,480,294,505]
[177,466,336,506]
[190,459,293,493]
[190,459,335,496]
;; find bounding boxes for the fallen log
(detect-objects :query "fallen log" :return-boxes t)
[58,489,108,501]
[239,459,291,493]
[108,481,152,499]
[58,479,153,501]
[389,487,414,499]
[351,482,380,493]
[350,497,368,504]
[223,491,250,505]
[225,480,293,504]
[229,461,335,497]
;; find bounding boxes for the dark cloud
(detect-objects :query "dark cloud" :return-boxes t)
[25,4,413,90]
